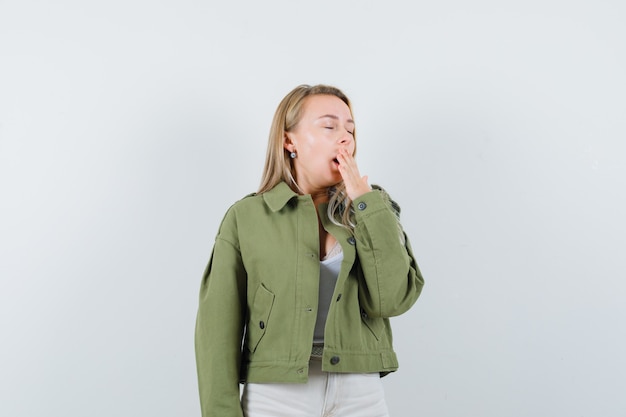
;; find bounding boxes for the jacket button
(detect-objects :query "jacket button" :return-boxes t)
[336,294,342,302]
[347,237,356,245]
[259,321,265,329]
[357,202,367,210]
[330,356,340,365]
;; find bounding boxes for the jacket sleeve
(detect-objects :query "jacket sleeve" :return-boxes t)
[195,207,246,417]
[352,187,424,318]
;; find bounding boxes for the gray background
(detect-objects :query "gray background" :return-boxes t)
[1,0,625,416]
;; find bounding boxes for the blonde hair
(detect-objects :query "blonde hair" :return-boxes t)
[258,84,357,230]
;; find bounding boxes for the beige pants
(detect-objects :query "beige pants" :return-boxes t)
[241,359,390,417]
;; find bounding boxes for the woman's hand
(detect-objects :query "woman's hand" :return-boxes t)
[337,148,371,200]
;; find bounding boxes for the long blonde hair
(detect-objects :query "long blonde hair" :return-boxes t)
[257,84,357,230]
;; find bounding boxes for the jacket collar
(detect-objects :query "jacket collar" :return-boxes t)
[262,182,299,212]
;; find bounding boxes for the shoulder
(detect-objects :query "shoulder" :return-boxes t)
[215,192,262,234]
[230,191,260,209]
[222,191,263,219]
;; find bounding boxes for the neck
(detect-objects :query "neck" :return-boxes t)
[293,179,329,209]
[309,189,329,210]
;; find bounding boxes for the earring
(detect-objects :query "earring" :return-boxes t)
[290,152,297,159]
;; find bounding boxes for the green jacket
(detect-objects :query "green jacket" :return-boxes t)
[195,182,424,416]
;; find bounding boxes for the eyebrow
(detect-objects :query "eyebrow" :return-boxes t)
[317,114,355,124]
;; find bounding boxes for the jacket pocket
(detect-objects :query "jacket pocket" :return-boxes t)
[360,308,383,341]
[248,283,275,353]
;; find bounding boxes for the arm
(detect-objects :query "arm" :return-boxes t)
[195,209,247,417]
[336,149,424,317]
[352,188,424,318]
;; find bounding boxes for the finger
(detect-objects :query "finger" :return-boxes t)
[338,157,360,184]
[338,151,360,175]
[337,152,370,199]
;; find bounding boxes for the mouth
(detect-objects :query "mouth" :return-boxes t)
[332,158,339,166]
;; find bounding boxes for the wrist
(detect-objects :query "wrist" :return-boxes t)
[349,185,372,201]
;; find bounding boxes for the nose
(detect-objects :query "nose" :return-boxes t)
[338,132,355,154]
[338,131,353,145]
[339,131,354,154]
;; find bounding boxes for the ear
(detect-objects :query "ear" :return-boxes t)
[283,133,296,153]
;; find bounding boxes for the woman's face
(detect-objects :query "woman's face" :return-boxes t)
[284,94,356,194]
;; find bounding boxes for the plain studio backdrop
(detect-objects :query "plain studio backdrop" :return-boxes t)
[1,1,625,416]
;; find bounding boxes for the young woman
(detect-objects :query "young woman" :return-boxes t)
[195,84,424,417]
